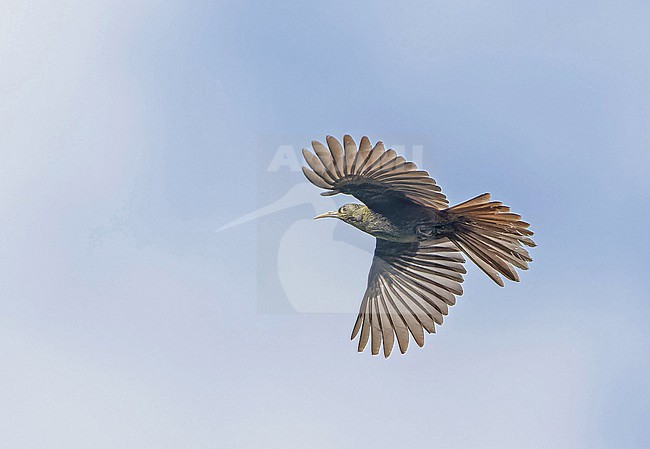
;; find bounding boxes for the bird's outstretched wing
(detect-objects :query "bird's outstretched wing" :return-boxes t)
[352,238,466,357]
[302,135,448,212]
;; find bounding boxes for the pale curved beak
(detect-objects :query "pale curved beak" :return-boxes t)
[313,210,338,220]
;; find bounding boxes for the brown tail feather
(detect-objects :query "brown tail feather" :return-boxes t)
[446,193,535,286]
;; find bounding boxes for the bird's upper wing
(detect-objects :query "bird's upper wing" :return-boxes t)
[352,237,466,357]
[302,135,449,211]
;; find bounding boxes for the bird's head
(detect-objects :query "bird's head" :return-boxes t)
[314,203,367,225]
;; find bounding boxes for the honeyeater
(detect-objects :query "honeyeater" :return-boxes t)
[302,135,535,357]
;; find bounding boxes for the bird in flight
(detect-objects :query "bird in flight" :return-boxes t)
[302,135,535,357]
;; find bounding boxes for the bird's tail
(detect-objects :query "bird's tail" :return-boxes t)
[444,193,536,286]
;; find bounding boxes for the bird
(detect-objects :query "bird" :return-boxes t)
[302,135,536,357]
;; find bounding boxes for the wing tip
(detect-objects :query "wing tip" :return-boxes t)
[311,139,325,150]
[326,135,341,145]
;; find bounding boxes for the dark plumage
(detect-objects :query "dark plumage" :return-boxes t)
[302,135,535,357]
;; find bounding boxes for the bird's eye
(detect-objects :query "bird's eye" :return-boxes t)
[339,205,347,214]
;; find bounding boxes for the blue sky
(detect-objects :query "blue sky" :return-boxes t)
[2,1,649,448]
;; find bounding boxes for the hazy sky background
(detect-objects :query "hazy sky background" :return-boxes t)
[2,1,649,448]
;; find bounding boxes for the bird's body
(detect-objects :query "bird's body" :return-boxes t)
[328,203,456,243]
[302,135,535,357]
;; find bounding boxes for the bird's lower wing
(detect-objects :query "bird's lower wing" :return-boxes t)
[302,135,449,211]
[352,238,466,357]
